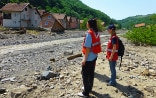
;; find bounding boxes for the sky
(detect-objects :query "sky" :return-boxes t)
[80,0,156,20]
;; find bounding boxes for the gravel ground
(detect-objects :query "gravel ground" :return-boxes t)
[1,29,155,98]
[0,29,100,98]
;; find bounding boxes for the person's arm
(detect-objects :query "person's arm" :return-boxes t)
[82,47,90,65]
[109,44,116,61]
[82,33,92,66]
[109,37,117,61]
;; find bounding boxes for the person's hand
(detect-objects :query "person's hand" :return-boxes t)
[81,59,86,66]
[109,57,112,61]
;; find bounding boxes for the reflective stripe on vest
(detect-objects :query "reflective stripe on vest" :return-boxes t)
[92,42,101,47]
[107,49,118,52]
[82,30,101,54]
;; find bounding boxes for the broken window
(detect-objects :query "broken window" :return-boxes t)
[3,12,11,19]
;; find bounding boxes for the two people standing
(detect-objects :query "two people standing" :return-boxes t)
[78,18,118,97]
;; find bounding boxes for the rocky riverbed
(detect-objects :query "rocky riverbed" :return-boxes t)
[0,30,156,98]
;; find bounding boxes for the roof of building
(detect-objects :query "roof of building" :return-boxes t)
[38,10,46,16]
[135,23,146,28]
[52,13,66,20]
[1,3,30,12]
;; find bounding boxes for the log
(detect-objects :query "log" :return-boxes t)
[67,53,82,60]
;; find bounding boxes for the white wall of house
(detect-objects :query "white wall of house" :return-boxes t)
[20,6,31,27]
[3,12,21,27]
[3,5,41,28]
[30,9,41,28]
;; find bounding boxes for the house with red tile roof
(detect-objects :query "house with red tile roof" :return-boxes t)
[70,17,80,29]
[1,3,41,29]
[39,13,64,32]
[38,10,46,16]
[52,13,68,29]
[67,16,72,29]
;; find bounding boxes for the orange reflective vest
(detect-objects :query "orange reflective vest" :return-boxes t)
[82,29,102,54]
[106,35,118,61]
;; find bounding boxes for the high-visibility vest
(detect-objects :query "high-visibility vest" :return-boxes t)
[82,29,102,54]
[106,35,119,61]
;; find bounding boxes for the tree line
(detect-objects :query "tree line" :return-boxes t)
[118,14,156,29]
[1,0,155,30]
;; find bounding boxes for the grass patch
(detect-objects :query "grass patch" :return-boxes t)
[27,30,40,35]
[0,26,7,31]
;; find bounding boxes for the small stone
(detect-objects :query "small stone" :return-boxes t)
[0,88,6,94]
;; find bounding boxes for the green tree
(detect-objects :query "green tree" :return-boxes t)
[0,0,10,8]
[150,14,156,22]
[81,18,88,30]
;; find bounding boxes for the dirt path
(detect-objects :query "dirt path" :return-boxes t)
[0,37,83,56]
[0,35,108,56]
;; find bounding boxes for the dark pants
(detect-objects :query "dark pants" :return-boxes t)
[81,58,97,96]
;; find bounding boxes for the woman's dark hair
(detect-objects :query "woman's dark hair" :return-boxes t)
[88,18,98,32]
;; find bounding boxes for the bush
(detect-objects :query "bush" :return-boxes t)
[0,26,7,31]
[123,24,156,46]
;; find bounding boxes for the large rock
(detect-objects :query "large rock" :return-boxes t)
[38,71,59,80]
[10,85,32,98]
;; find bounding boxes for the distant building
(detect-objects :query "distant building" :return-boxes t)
[67,16,72,29]
[39,13,64,32]
[52,13,68,29]
[70,17,79,29]
[1,3,41,29]
[135,23,146,28]
[38,10,46,16]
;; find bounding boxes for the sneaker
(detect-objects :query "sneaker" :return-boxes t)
[81,87,84,90]
[78,92,88,97]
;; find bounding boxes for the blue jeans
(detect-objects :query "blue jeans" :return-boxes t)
[109,61,117,85]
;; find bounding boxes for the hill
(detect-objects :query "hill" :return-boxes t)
[118,14,156,29]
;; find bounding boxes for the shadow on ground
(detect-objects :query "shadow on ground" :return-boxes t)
[93,72,144,98]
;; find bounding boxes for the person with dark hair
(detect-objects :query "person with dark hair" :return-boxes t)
[78,19,102,97]
[106,24,118,86]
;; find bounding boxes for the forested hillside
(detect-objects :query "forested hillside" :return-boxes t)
[0,0,119,25]
[118,14,156,29]
[1,0,155,29]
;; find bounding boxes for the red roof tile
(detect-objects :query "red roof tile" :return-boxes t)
[135,23,145,28]
[1,3,30,12]
[38,10,46,16]
[52,13,66,20]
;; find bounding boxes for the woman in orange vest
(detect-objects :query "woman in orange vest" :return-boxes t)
[78,19,101,97]
[106,24,118,86]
